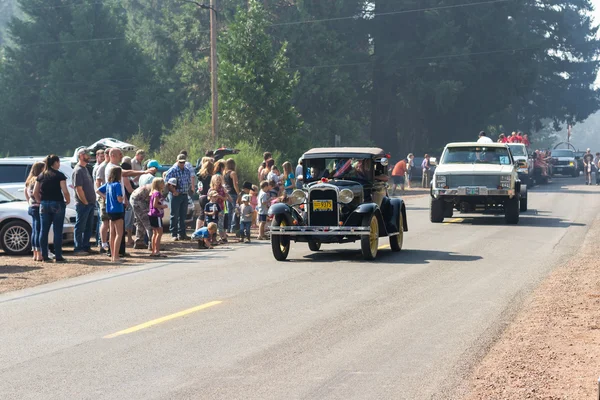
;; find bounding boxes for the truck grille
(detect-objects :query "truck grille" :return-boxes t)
[447,175,500,188]
[308,188,338,227]
[555,160,570,166]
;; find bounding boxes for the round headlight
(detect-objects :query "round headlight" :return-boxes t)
[290,189,307,205]
[380,157,389,167]
[339,188,354,204]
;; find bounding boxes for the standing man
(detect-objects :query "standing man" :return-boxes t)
[92,149,105,247]
[583,148,594,185]
[72,149,97,256]
[165,154,192,240]
[391,158,407,195]
[477,131,494,144]
[174,150,196,194]
[421,154,431,189]
[131,149,145,171]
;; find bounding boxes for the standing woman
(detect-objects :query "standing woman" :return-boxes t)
[214,159,226,176]
[34,155,70,263]
[224,158,240,234]
[196,160,214,230]
[25,162,45,262]
[96,167,125,263]
[282,161,296,195]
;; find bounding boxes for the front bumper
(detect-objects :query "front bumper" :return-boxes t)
[432,187,514,197]
[269,226,370,236]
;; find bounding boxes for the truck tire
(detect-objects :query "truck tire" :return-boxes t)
[520,195,528,212]
[430,198,445,223]
[505,197,520,224]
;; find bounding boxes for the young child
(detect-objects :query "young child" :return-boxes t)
[204,190,222,244]
[256,180,271,240]
[192,222,218,249]
[210,175,230,243]
[148,178,168,257]
[251,184,259,228]
[96,167,125,263]
[239,194,253,243]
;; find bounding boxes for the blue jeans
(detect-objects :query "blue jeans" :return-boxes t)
[96,201,101,246]
[28,206,41,251]
[74,203,95,251]
[228,193,238,233]
[240,221,251,239]
[40,201,65,260]
[169,193,188,237]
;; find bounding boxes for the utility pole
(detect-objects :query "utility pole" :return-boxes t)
[210,0,218,144]
[182,0,218,143]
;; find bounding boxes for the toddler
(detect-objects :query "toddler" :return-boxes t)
[256,181,271,240]
[192,222,218,249]
[204,191,222,244]
[239,194,253,243]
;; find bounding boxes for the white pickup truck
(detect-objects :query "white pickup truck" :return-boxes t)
[430,142,527,224]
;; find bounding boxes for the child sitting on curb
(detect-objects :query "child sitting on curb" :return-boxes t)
[192,222,218,249]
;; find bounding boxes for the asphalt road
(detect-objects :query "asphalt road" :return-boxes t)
[0,177,597,400]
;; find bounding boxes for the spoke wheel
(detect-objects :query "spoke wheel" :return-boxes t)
[1,221,32,255]
[271,215,290,261]
[360,215,379,260]
[389,212,403,252]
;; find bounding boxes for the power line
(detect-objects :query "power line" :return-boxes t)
[270,0,514,27]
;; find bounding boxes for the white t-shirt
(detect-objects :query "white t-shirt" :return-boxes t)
[477,136,494,144]
[257,190,270,215]
[267,171,280,184]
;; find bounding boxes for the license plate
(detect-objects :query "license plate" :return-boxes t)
[466,187,479,195]
[312,200,333,212]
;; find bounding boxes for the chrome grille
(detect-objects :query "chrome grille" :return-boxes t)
[447,175,500,188]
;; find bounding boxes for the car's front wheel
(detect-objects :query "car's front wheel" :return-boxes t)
[505,197,520,224]
[271,215,290,261]
[361,214,379,260]
[389,211,403,252]
[0,220,32,255]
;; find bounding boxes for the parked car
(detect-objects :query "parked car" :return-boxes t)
[70,138,136,168]
[0,157,76,209]
[550,149,579,177]
[269,147,408,261]
[0,188,75,255]
[430,142,526,224]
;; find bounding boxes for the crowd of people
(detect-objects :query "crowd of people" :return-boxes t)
[25,147,304,264]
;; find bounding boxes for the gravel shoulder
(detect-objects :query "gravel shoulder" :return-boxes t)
[465,214,600,399]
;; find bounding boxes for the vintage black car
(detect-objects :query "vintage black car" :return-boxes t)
[269,147,408,261]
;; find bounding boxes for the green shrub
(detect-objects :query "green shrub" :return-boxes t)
[227,141,283,185]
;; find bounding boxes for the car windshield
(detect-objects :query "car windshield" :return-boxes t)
[304,157,372,181]
[552,150,574,157]
[441,146,512,165]
[508,145,527,157]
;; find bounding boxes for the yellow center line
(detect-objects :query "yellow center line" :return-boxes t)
[378,244,390,250]
[103,300,222,339]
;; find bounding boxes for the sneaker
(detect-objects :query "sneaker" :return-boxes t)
[84,248,97,254]
[48,251,56,259]
[100,247,107,254]
[240,237,245,243]
[246,237,251,243]
[54,257,67,263]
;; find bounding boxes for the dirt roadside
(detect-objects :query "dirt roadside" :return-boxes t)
[465,216,600,399]
[0,235,253,295]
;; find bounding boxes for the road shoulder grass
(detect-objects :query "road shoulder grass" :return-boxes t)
[465,215,600,399]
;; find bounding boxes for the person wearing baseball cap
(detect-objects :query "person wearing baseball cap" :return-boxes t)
[164,154,193,240]
[239,194,253,243]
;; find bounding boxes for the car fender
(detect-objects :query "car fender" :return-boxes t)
[346,203,388,236]
[268,203,296,225]
[389,198,408,232]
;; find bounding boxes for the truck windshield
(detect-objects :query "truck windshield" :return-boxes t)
[551,150,574,157]
[304,158,372,181]
[508,145,527,157]
[441,146,512,165]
